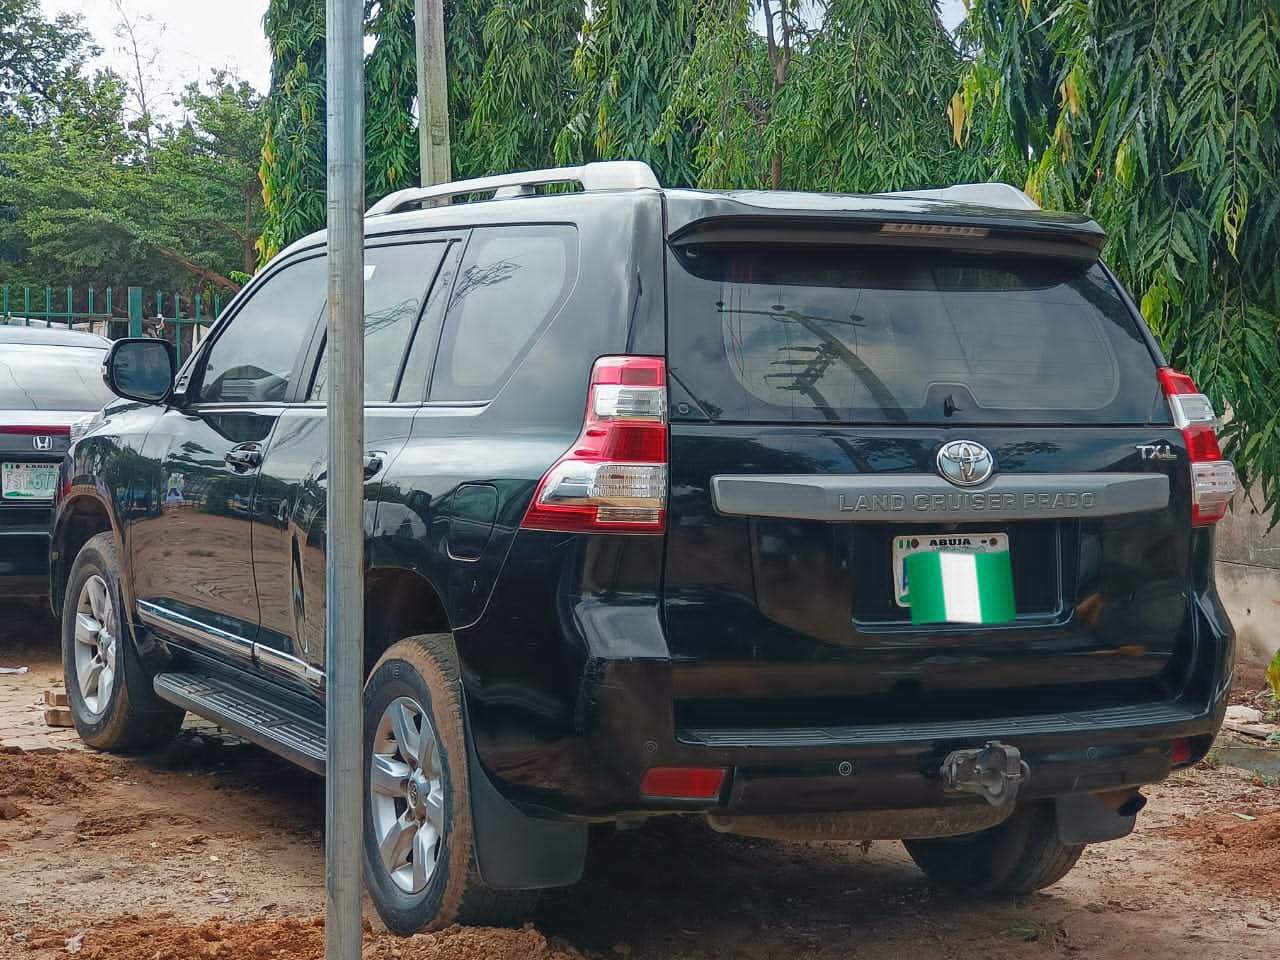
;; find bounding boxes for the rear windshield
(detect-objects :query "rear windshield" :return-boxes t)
[667,246,1164,425]
[0,344,114,411]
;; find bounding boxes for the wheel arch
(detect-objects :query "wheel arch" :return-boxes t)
[51,492,119,621]
[363,565,452,680]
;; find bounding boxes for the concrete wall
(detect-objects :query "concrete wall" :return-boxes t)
[1215,484,1280,670]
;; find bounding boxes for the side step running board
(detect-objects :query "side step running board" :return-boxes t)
[153,671,326,774]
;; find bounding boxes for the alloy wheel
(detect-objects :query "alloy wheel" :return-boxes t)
[369,696,445,894]
[72,574,117,715]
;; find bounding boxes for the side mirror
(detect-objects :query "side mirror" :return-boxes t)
[103,338,176,404]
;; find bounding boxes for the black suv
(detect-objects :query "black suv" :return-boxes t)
[52,162,1237,934]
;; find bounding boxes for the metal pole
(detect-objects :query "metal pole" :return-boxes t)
[324,0,366,957]
[414,0,452,185]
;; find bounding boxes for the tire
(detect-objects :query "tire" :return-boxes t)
[903,801,1085,896]
[362,633,538,934]
[61,532,184,752]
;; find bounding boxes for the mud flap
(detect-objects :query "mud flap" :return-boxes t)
[463,719,588,890]
[1054,793,1137,844]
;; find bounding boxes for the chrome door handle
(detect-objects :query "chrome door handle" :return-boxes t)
[363,451,386,480]
[225,444,263,472]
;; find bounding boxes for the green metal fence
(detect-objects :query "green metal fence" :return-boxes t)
[0,283,225,365]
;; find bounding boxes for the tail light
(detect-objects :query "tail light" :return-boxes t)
[639,766,727,801]
[0,425,72,435]
[1157,368,1237,525]
[1170,737,1193,767]
[521,356,668,533]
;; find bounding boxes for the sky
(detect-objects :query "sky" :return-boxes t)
[43,0,273,106]
[42,0,968,115]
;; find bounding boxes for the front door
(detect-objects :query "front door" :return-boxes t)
[131,253,328,666]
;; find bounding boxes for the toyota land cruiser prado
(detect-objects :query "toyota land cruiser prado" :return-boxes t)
[52,162,1236,933]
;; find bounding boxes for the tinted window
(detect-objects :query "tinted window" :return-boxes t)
[197,256,326,403]
[395,242,460,402]
[430,225,577,402]
[667,246,1162,425]
[310,241,447,402]
[0,344,114,411]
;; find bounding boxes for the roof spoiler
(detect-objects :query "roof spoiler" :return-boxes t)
[669,214,1107,261]
[875,182,1042,211]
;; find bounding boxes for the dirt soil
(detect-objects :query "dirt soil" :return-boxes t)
[3,600,1279,960]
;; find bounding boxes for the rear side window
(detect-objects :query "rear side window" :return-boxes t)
[309,241,448,402]
[667,246,1162,425]
[430,225,577,402]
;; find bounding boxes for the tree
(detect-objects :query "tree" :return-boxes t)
[460,0,582,174]
[556,0,701,186]
[958,0,1280,521]
[259,0,494,258]
[0,68,264,295]
[442,0,491,179]
[0,69,152,289]
[154,75,267,281]
[106,0,166,154]
[664,0,968,191]
[259,0,327,261]
[366,0,419,198]
[0,0,94,117]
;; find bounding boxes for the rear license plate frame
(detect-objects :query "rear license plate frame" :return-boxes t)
[893,531,1009,608]
[1,461,59,501]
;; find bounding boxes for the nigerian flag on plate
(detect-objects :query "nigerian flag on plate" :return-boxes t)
[904,550,1015,625]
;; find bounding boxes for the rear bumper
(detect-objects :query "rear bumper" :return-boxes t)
[471,652,1227,822]
[466,596,1231,823]
[676,700,1220,815]
[0,528,51,596]
[460,531,1233,826]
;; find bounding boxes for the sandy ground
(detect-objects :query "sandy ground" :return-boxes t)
[1,599,1278,960]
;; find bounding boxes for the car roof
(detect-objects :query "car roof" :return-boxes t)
[269,162,1109,264]
[0,322,112,348]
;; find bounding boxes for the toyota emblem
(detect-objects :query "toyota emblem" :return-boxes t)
[936,440,994,487]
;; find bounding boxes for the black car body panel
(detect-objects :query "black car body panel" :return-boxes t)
[51,176,1233,841]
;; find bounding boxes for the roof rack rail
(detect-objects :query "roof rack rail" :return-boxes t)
[874,182,1041,212]
[366,161,660,216]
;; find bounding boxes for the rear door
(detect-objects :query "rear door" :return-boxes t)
[251,236,457,691]
[663,239,1190,732]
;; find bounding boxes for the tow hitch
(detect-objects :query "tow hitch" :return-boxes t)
[939,741,1028,806]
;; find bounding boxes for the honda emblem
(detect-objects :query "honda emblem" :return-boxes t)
[32,435,54,451]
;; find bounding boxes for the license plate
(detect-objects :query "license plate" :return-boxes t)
[1,462,59,501]
[893,531,1009,607]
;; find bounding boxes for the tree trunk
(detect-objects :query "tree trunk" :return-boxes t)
[763,0,792,190]
[154,246,241,293]
[243,185,256,276]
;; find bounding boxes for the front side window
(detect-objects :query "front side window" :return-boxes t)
[430,225,577,402]
[197,256,327,404]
